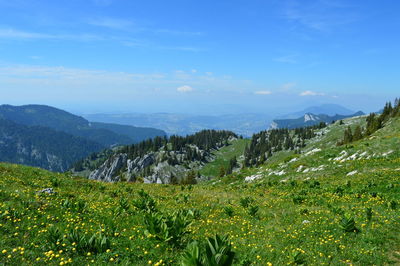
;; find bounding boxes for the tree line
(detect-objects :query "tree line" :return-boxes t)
[244,122,327,167]
[338,98,400,145]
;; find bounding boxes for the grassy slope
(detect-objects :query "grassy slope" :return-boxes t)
[200,138,250,178]
[0,117,399,265]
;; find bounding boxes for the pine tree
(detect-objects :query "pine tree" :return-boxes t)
[353,125,363,141]
[219,166,226,177]
[183,170,197,185]
[343,126,353,144]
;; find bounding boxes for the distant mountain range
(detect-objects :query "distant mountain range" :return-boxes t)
[83,113,273,137]
[0,104,166,171]
[270,111,365,129]
[277,104,356,119]
[84,104,358,137]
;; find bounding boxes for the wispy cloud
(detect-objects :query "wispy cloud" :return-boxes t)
[88,18,137,31]
[0,28,49,39]
[300,90,325,96]
[87,16,203,36]
[0,28,105,41]
[254,90,272,95]
[177,85,194,93]
[282,0,360,32]
[0,27,202,52]
[0,65,250,96]
[155,29,203,36]
[274,54,298,64]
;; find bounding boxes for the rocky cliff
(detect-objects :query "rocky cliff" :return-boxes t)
[80,130,238,184]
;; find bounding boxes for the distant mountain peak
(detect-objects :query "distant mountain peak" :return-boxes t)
[304,113,318,122]
[279,104,356,119]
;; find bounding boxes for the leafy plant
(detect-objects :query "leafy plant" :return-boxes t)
[50,177,61,187]
[181,241,202,266]
[118,197,130,213]
[181,234,235,266]
[144,210,193,247]
[76,200,87,213]
[239,197,253,208]
[289,250,306,265]
[389,200,397,210]
[66,229,110,254]
[366,207,373,221]
[340,214,359,233]
[46,226,62,248]
[247,205,259,218]
[224,206,234,218]
[204,234,235,266]
[133,189,157,213]
[292,195,305,205]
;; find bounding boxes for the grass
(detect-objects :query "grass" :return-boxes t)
[200,138,249,178]
[0,117,399,265]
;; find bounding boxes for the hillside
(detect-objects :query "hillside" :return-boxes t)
[73,130,239,183]
[0,118,104,172]
[0,105,166,146]
[270,111,364,129]
[1,106,399,265]
[90,122,166,143]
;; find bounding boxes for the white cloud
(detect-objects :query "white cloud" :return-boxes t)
[177,85,194,93]
[300,90,325,96]
[254,90,272,95]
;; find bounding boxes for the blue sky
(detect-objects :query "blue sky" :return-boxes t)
[0,0,399,115]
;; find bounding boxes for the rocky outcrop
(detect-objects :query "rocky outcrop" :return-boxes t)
[89,154,127,182]
[88,147,209,184]
[85,130,238,184]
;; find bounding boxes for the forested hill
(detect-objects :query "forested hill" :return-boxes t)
[90,122,166,144]
[0,118,103,172]
[244,122,327,167]
[73,129,239,184]
[0,104,166,146]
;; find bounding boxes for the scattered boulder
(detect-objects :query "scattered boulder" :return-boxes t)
[36,188,55,194]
